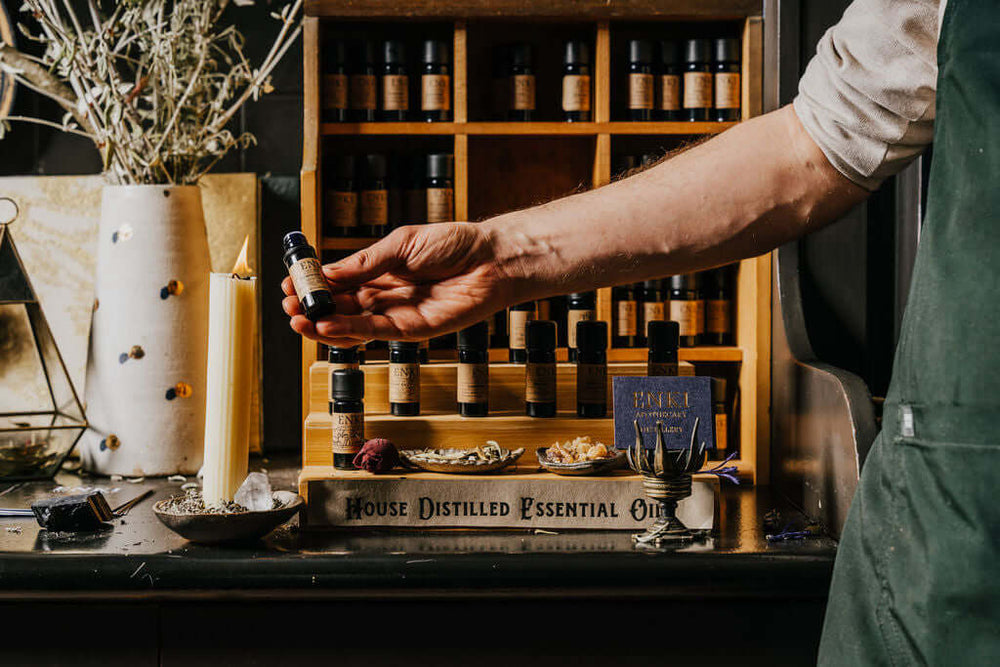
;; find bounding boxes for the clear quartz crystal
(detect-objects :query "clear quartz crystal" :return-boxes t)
[233,472,272,511]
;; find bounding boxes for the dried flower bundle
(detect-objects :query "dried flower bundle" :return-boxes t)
[0,0,302,185]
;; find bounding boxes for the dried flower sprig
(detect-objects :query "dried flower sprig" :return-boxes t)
[0,0,302,185]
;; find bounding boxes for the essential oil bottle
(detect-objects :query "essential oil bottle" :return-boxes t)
[418,339,430,364]
[525,320,557,418]
[388,341,421,416]
[380,40,409,121]
[403,154,427,223]
[658,40,682,121]
[491,309,509,348]
[638,279,665,347]
[425,153,454,223]
[325,154,358,237]
[457,321,490,417]
[669,274,701,347]
[682,39,712,122]
[575,320,608,418]
[331,368,365,470]
[711,377,729,459]
[508,301,536,363]
[612,284,638,348]
[508,42,535,122]
[421,40,452,122]
[566,291,597,362]
[704,265,734,345]
[359,154,388,237]
[713,38,741,122]
[350,40,377,122]
[327,346,361,413]
[282,231,335,321]
[627,39,654,122]
[323,40,348,123]
[562,40,591,122]
[647,320,679,376]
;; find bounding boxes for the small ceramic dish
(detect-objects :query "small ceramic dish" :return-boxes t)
[153,490,303,544]
[400,444,525,474]
[536,447,626,476]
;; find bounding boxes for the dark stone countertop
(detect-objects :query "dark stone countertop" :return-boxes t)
[0,456,836,601]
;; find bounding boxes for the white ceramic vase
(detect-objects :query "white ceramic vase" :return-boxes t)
[80,185,210,476]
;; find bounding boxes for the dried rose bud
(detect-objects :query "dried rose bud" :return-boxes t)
[353,438,400,474]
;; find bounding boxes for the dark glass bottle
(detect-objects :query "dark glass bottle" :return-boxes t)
[647,320,679,376]
[380,40,409,122]
[637,279,665,348]
[325,154,358,237]
[508,42,535,122]
[421,40,452,122]
[669,274,701,347]
[525,320,557,418]
[627,39,654,122]
[566,291,597,362]
[682,39,712,122]
[457,321,490,417]
[562,41,591,122]
[282,231,335,321]
[576,320,608,418]
[612,284,638,348]
[388,341,420,416]
[331,368,364,470]
[703,265,734,345]
[359,154,388,238]
[658,40,682,121]
[322,40,348,123]
[711,377,729,460]
[713,38,741,122]
[328,346,361,413]
[425,153,454,223]
[349,40,377,122]
[403,154,427,224]
[508,301,536,363]
[491,309,509,349]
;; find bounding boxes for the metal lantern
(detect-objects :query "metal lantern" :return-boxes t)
[0,197,87,480]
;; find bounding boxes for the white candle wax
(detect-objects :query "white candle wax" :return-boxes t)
[201,269,257,506]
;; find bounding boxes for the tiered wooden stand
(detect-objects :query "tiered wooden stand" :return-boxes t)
[299,1,770,493]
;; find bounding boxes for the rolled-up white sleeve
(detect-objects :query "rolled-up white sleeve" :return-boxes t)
[793,0,942,190]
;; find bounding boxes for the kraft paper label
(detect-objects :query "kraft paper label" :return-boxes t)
[457,363,489,403]
[289,257,327,299]
[567,309,596,349]
[683,71,713,109]
[525,362,557,403]
[629,73,654,110]
[332,412,364,455]
[389,363,420,403]
[562,75,591,112]
[670,300,699,337]
[715,413,727,451]
[360,189,388,226]
[323,73,348,110]
[382,74,409,111]
[695,299,705,335]
[328,191,358,228]
[706,299,730,334]
[648,362,679,377]
[508,310,534,350]
[511,74,536,111]
[421,74,451,111]
[350,74,377,110]
[616,300,637,337]
[659,74,681,111]
[643,302,665,327]
[714,72,741,110]
[426,188,454,222]
[577,363,607,405]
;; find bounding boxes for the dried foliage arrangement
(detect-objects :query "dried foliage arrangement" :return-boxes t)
[0,0,302,185]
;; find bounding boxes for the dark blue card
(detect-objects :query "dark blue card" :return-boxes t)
[612,376,715,450]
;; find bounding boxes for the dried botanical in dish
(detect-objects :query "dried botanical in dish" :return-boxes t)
[543,436,615,464]
[400,442,525,474]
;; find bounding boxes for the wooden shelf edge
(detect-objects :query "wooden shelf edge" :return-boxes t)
[305,0,763,20]
[321,121,736,136]
[321,237,378,250]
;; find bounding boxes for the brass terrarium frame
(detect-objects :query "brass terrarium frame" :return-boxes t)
[0,197,87,480]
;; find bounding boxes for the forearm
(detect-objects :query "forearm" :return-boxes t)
[484,105,868,301]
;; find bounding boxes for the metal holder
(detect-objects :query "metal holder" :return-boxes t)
[626,417,707,547]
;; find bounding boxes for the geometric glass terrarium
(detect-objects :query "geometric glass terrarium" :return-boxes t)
[0,198,87,480]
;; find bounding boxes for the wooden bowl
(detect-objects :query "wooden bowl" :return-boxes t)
[400,447,524,474]
[153,490,303,544]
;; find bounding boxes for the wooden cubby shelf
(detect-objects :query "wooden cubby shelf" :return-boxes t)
[320,121,736,136]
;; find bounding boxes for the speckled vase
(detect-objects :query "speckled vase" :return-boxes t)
[80,185,210,476]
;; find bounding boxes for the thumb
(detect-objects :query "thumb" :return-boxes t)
[323,227,412,288]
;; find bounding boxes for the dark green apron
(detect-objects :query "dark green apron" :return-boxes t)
[818,0,1000,663]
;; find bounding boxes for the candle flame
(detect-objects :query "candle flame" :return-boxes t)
[231,236,253,278]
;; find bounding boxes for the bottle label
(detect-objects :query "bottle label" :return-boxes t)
[642,302,665,329]
[511,74,536,111]
[577,363,607,405]
[670,300,699,337]
[715,412,728,451]
[426,187,454,222]
[706,299,731,334]
[562,75,591,112]
[457,363,489,404]
[616,300,637,337]
[389,362,420,403]
[508,309,534,350]
[715,72,741,110]
[350,74,377,110]
[648,362,678,377]
[525,362,557,403]
[324,73,348,110]
[382,74,409,111]
[327,191,358,228]
[696,299,705,335]
[683,71,713,110]
[288,257,328,302]
[421,74,451,111]
[629,73,654,110]
[332,412,364,455]
[360,189,388,226]
[659,74,681,111]
[567,308,596,349]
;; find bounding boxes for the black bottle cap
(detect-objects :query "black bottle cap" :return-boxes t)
[659,40,680,66]
[458,321,489,349]
[647,320,679,352]
[282,231,308,253]
[565,40,590,65]
[422,40,450,65]
[383,40,406,65]
[405,154,425,185]
[511,301,536,311]
[705,265,734,291]
[327,40,347,67]
[712,377,727,402]
[361,154,387,181]
[684,39,710,64]
[509,42,534,68]
[576,320,607,351]
[389,340,420,351]
[426,153,454,180]
[332,154,355,180]
[526,320,556,350]
[331,368,365,400]
[669,273,694,291]
[629,39,653,64]
[328,345,360,364]
[713,38,740,63]
[355,40,376,65]
[568,291,596,305]
[642,279,662,291]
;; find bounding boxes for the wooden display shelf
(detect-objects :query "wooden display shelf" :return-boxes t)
[320,237,377,251]
[305,0,762,20]
[320,121,735,136]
